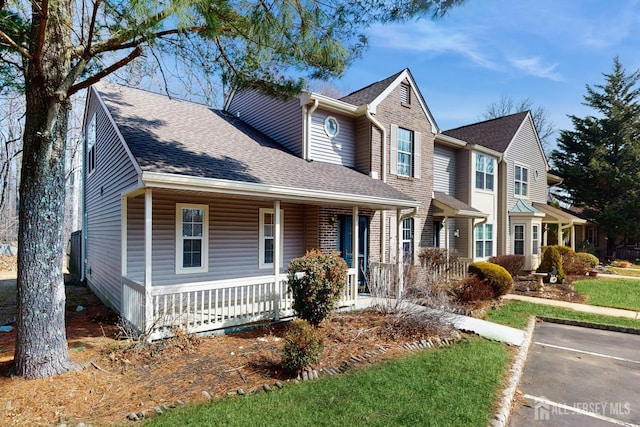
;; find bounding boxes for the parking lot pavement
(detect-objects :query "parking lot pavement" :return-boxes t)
[510,322,640,426]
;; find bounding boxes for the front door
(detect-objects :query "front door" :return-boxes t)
[337,215,369,291]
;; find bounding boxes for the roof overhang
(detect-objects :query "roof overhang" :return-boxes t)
[299,92,365,117]
[509,199,546,218]
[434,133,467,149]
[138,171,420,210]
[547,173,563,186]
[432,192,488,219]
[532,202,587,224]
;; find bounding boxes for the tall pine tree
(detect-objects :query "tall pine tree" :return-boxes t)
[551,57,640,256]
[0,0,466,379]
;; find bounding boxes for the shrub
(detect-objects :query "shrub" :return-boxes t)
[456,275,495,302]
[565,252,599,275]
[287,249,348,326]
[537,246,565,283]
[418,247,460,273]
[488,254,525,277]
[467,261,513,297]
[281,319,324,373]
[576,240,596,255]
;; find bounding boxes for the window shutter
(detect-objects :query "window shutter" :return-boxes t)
[413,131,421,178]
[390,124,398,176]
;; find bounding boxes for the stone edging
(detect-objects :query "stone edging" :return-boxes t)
[537,316,640,335]
[491,316,536,427]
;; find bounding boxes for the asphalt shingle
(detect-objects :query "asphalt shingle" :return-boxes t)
[443,111,529,153]
[95,83,416,205]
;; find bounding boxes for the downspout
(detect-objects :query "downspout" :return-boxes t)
[303,99,319,161]
[366,108,388,262]
[365,107,387,183]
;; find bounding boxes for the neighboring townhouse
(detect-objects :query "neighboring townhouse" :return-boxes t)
[441,112,585,270]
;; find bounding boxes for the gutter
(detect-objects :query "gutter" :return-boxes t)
[303,99,319,161]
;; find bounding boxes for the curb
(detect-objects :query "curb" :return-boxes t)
[537,316,640,335]
[491,316,536,427]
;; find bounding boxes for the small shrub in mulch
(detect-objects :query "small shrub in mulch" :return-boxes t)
[281,319,324,373]
[468,261,514,297]
[456,275,495,302]
[488,254,524,277]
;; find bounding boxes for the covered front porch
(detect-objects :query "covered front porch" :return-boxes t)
[118,173,419,340]
[532,202,587,250]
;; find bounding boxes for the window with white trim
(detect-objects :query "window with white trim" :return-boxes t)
[402,218,414,264]
[175,204,209,274]
[86,113,97,175]
[532,225,539,255]
[475,223,493,258]
[514,224,525,255]
[259,208,284,269]
[514,165,529,197]
[397,128,413,177]
[475,153,494,190]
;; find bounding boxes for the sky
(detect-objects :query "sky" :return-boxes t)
[329,0,640,145]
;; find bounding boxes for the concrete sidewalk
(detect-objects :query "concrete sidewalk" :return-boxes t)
[503,294,640,320]
[355,297,526,346]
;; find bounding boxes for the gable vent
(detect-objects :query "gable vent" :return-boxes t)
[400,84,411,105]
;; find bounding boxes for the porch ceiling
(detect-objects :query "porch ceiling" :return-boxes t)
[532,202,587,224]
[432,191,487,218]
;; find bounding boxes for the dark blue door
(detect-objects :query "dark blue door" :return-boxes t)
[337,215,369,290]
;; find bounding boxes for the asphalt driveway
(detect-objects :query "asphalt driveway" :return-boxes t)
[510,322,640,426]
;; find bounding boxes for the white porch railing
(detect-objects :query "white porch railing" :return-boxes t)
[121,268,357,340]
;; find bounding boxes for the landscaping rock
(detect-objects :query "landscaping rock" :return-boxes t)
[154,407,163,415]
[237,388,245,396]
[201,390,212,400]
[274,381,284,389]
[263,384,272,392]
[127,412,139,421]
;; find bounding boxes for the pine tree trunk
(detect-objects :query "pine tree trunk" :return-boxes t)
[12,0,78,378]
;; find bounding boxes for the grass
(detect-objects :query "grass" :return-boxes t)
[574,278,640,311]
[607,266,640,277]
[145,338,508,427]
[487,300,640,330]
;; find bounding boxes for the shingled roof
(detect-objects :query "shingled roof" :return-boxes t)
[94,83,417,208]
[339,70,405,106]
[442,111,529,153]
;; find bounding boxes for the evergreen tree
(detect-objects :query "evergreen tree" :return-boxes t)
[0,0,466,379]
[550,57,640,255]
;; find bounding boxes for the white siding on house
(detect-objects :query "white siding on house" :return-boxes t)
[433,145,456,195]
[85,94,141,312]
[126,191,307,287]
[226,90,303,156]
[309,109,355,167]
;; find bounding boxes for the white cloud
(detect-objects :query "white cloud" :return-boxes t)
[509,56,563,81]
[367,21,499,70]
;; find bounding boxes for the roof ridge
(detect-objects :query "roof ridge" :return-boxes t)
[445,110,529,133]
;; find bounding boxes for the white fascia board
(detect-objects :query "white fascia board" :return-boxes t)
[299,92,364,117]
[141,171,420,209]
[435,133,467,149]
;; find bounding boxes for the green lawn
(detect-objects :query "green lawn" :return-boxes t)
[145,338,508,427]
[487,300,640,330]
[574,278,640,311]
[607,266,640,277]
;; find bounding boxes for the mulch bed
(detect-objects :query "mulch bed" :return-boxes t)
[511,274,588,304]
[0,281,458,426]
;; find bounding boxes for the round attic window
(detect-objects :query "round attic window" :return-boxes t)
[324,116,339,138]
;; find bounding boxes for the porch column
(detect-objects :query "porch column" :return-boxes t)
[557,221,563,246]
[144,188,153,333]
[352,207,359,299]
[444,217,450,262]
[396,209,403,297]
[273,200,282,321]
[543,224,548,246]
[570,224,576,250]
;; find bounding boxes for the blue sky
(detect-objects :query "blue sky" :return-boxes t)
[332,0,640,143]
